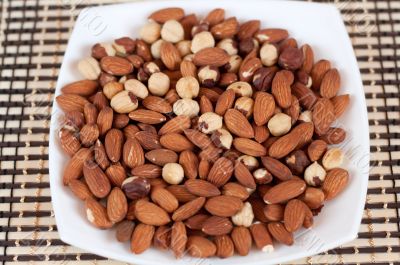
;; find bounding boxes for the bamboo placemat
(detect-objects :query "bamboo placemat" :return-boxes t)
[0,0,399,264]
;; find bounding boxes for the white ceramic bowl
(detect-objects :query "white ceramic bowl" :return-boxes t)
[49,1,370,264]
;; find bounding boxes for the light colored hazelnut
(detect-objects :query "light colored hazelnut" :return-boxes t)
[161,20,184,43]
[268,113,292,136]
[234,96,254,118]
[150,39,165,59]
[217,38,238,55]
[227,81,253,97]
[124,79,149,99]
[78,57,101,80]
[173,98,200,117]
[260,43,278,66]
[176,40,192,57]
[322,148,344,170]
[148,72,170,96]
[198,66,220,87]
[231,202,254,227]
[103,82,123,99]
[175,76,200,99]
[198,112,223,134]
[226,55,242,73]
[143,62,160,74]
[91,43,116,59]
[191,31,215,53]
[162,163,184,184]
[110,90,139,113]
[253,168,273,184]
[304,162,326,186]
[211,128,233,149]
[299,110,313,123]
[139,21,161,44]
[183,54,195,61]
[237,155,259,171]
[119,76,128,83]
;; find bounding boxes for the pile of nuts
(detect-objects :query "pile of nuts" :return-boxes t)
[57,7,351,258]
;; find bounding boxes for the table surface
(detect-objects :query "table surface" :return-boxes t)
[0,0,399,264]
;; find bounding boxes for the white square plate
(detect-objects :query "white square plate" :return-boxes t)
[49,1,370,264]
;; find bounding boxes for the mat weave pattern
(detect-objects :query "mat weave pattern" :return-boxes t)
[0,0,399,264]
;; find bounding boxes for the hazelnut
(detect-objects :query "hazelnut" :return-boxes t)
[91,43,116,59]
[161,20,184,43]
[237,155,259,171]
[183,54,195,61]
[103,82,123,99]
[121,176,151,200]
[198,112,223,134]
[110,90,139,113]
[253,168,273,184]
[143,62,160,75]
[322,148,344,170]
[301,187,325,209]
[231,202,254,227]
[162,163,184,184]
[191,31,215,53]
[304,162,326,186]
[99,72,117,87]
[227,81,253,97]
[173,98,200,117]
[124,79,149,99]
[239,38,259,55]
[260,43,278,66]
[191,22,209,37]
[139,21,161,44]
[198,66,220,87]
[252,66,278,91]
[176,40,192,57]
[78,57,101,80]
[296,70,312,88]
[175,76,200,99]
[148,72,170,96]
[217,38,238,55]
[299,110,313,123]
[267,113,292,136]
[127,54,144,68]
[113,37,136,55]
[285,150,310,175]
[137,68,149,82]
[225,55,242,73]
[234,96,254,118]
[211,128,233,149]
[219,72,238,87]
[278,47,303,70]
[150,39,165,59]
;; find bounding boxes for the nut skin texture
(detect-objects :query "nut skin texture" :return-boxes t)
[121,176,151,200]
[285,150,311,175]
[278,47,303,71]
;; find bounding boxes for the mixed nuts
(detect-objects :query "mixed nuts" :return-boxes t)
[57,7,351,258]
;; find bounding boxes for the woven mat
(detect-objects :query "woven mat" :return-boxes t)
[0,0,399,264]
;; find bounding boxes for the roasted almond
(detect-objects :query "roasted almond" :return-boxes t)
[145,148,178,166]
[100,56,133,76]
[202,216,233,236]
[307,140,327,162]
[172,197,206,221]
[134,199,171,226]
[149,7,184,23]
[135,130,161,150]
[222,182,250,201]
[171,221,187,258]
[331,94,350,118]
[166,185,197,203]
[253,92,275,126]
[104,128,123,162]
[261,156,292,181]
[83,160,111,199]
[272,70,292,108]
[193,47,230,67]
[214,235,234,258]
[187,236,217,258]
[255,28,288,43]
[205,195,243,217]
[322,168,349,200]
[267,222,293,246]
[160,133,194,152]
[210,17,239,39]
[151,188,179,213]
[263,204,284,221]
[179,150,199,179]
[56,94,89,113]
[184,129,213,149]
[158,115,191,135]
[123,138,145,168]
[234,161,256,189]
[231,226,252,256]
[61,80,98,96]
[68,179,93,200]
[320,68,340,98]
[215,89,236,116]
[312,98,335,136]
[207,157,234,187]
[107,187,128,223]
[85,197,113,229]
[233,138,267,156]
[185,179,220,197]
[130,223,155,254]
[129,109,166,124]
[142,96,173,114]
[283,199,306,232]
[263,179,306,204]
[250,222,273,252]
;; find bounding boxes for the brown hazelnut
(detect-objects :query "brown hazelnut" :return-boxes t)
[278,47,303,71]
[99,71,117,87]
[137,68,149,82]
[253,168,273,184]
[113,37,136,54]
[211,128,233,149]
[252,66,278,91]
[224,55,242,73]
[191,22,209,37]
[217,38,238,55]
[285,150,310,175]
[143,62,160,75]
[91,43,116,59]
[127,54,144,69]
[198,66,220,87]
[121,176,151,200]
[239,38,259,55]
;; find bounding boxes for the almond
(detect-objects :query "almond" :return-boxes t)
[255,28,288,43]
[130,223,155,254]
[142,96,173,114]
[224,109,254,138]
[151,188,179,213]
[272,70,292,108]
[187,236,217,258]
[250,223,273,252]
[198,159,211,180]
[94,140,110,170]
[185,214,209,230]
[161,41,182,70]
[149,7,184,23]
[300,187,325,209]
[214,235,234,258]
[153,225,171,249]
[180,60,197,78]
[115,220,135,242]
[79,124,99,146]
[184,179,220,197]
[261,156,292,181]
[263,204,284,221]
[107,187,128,223]
[129,109,166,124]
[193,47,230,67]
[62,148,92,185]
[59,128,81,156]
[104,128,123,162]
[202,216,233,236]
[160,133,194,152]
[300,44,314,73]
[233,138,267,156]
[68,179,93,200]
[322,168,349,200]
[231,226,252,256]
[83,160,111,199]
[253,92,275,126]
[61,80,98,96]
[131,164,161,178]
[97,106,113,136]
[222,182,250,201]
[100,56,133,76]
[145,148,178,166]
[205,195,243,217]
[292,122,314,149]
[158,115,191,135]
[105,163,126,187]
[238,20,260,40]
[215,89,236,116]
[199,146,223,161]
[311,59,331,91]
[166,185,197,203]
[204,8,225,26]
[284,95,300,124]
[171,221,187,258]
[183,129,213,149]
[123,138,145,168]
[134,131,160,150]
[56,94,89,113]
[210,17,239,39]
[283,199,306,232]
[172,197,206,221]
[85,197,113,229]
[200,95,214,113]
[307,140,327,162]
[239,57,262,82]
[331,94,350,118]
[234,161,256,189]
[135,199,171,226]
[319,127,346,144]
[84,103,99,125]
[207,157,234,187]
[267,222,293,246]
[263,179,306,204]
[303,204,314,228]
[320,68,340,98]
[246,197,268,223]
[291,82,318,110]
[179,150,198,179]
[268,128,301,159]
[312,98,335,136]
[253,124,270,143]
